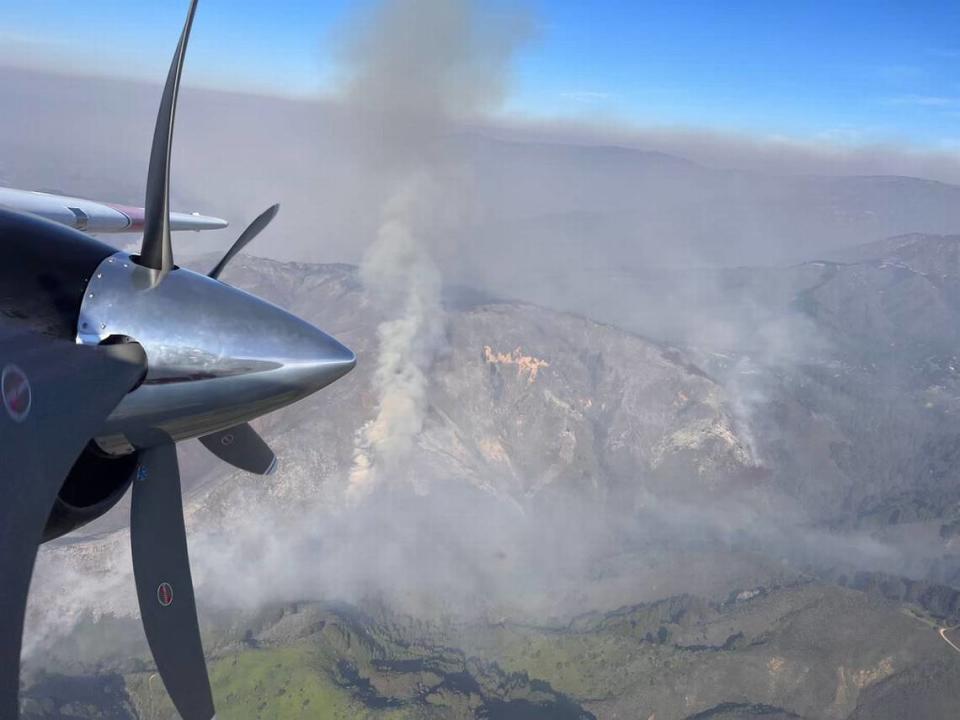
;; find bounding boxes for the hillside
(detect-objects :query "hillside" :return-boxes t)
[20,581,959,720]
[21,243,960,718]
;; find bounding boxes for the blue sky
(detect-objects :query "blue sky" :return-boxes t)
[3,0,960,147]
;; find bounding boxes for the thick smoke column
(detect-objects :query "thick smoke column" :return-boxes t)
[349,175,445,499]
[344,0,530,501]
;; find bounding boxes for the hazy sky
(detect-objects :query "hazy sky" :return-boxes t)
[3,1,960,147]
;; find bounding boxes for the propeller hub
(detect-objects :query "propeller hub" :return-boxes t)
[77,251,355,451]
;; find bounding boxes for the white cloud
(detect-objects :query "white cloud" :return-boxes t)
[559,90,612,104]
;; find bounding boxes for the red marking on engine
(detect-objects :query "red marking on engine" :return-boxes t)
[2,365,31,422]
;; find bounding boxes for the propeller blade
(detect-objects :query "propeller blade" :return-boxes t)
[199,422,278,475]
[208,203,280,280]
[0,327,146,718]
[130,440,215,720]
[138,0,199,277]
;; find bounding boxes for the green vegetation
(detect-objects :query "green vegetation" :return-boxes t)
[23,584,957,720]
[106,607,592,720]
[212,645,366,720]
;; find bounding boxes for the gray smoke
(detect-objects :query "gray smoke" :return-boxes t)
[344,0,529,501]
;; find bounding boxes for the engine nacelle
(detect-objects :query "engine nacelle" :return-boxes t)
[42,444,138,542]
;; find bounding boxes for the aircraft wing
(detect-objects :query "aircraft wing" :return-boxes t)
[0,186,228,234]
[0,324,146,718]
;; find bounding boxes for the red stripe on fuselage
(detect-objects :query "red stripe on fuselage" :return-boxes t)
[102,204,144,231]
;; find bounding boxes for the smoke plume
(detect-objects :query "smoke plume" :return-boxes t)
[345,0,529,501]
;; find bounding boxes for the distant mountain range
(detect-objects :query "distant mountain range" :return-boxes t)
[6,66,960,271]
